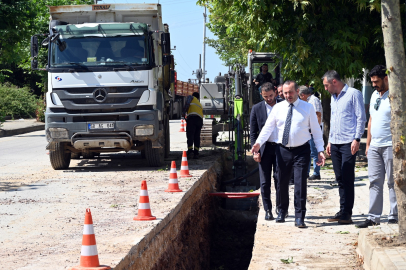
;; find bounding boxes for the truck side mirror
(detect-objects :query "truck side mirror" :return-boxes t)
[162,55,170,66]
[31,59,38,70]
[161,33,171,55]
[170,70,175,83]
[31,36,39,57]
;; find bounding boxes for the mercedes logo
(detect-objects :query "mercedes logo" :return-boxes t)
[93,88,107,103]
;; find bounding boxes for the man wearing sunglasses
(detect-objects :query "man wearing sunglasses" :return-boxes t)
[356,65,398,228]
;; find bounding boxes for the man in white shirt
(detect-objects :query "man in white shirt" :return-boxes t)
[356,65,398,228]
[250,82,282,221]
[251,80,326,228]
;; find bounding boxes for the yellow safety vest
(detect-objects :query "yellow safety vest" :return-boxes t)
[187,97,203,119]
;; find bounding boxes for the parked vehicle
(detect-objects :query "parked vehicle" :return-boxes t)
[30,3,172,169]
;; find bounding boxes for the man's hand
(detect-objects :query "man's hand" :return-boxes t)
[326,143,331,156]
[351,140,360,155]
[316,151,326,166]
[255,81,259,85]
[251,143,260,155]
[253,152,261,163]
[365,145,369,157]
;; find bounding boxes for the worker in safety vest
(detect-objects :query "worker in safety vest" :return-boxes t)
[183,92,204,159]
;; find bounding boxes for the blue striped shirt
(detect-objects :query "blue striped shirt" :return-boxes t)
[329,84,366,144]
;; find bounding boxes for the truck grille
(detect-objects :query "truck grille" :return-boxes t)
[52,86,148,113]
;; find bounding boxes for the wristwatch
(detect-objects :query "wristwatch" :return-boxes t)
[355,138,360,142]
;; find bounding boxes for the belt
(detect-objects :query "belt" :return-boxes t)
[266,142,277,145]
[279,142,309,150]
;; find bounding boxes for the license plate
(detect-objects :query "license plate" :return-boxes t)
[88,123,114,129]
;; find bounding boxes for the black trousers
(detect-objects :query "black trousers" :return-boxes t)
[330,143,356,216]
[276,143,310,219]
[186,116,203,153]
[258,142,278,211]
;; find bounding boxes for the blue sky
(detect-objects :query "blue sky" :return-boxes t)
[99,0,229,82]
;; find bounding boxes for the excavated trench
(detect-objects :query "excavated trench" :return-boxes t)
[114,152,260,270]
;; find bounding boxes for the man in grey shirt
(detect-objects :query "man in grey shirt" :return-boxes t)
[356,65,398,228]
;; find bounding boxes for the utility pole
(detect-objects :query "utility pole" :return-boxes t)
[202,6,207,82]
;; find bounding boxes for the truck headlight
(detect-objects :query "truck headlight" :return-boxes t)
[49,128,69,139]
[134,125,154,136]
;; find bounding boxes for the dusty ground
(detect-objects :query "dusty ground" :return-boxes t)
[0,121,222,270]
[248,158,372,270]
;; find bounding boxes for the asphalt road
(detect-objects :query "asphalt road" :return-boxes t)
[0,131,49,179]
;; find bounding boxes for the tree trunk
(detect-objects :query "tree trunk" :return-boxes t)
[381,0,406,240]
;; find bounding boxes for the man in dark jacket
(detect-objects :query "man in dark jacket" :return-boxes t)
[250,82,282,220]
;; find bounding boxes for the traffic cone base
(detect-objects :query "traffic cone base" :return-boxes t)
[179,151,192,178]
[70,265,111,270]
[165,161,183,192]
[134,180,157,221]
[70,209,111,270]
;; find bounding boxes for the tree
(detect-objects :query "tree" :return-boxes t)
[198,0,386,87]
[381,0,406,240]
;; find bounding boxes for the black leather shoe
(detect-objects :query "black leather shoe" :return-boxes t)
[388,219,398,224]
[265,210,274,221]
[295,218,306,228]
[327,211,342,222]
[308,175,321,180]
[338,213,353,224]
[275,211,286,223]
[276,207,289,218]
[356,219,379,228]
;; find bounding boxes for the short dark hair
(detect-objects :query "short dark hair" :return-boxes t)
[322,70,341,82]
[369,65,387,79]
[283,80,298,90]
[261,82,275,92]
[192,92,200,99]
[277,84,283,89]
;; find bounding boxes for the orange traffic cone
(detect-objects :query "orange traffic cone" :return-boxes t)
[70,209,111,270]
[179,151,192,178]
[134,180,156,221]
[165,161,183,192]
[179,119,186,132]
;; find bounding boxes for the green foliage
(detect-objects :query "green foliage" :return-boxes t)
[0,84,39,119]
[35,98,46,122]
[280,257,294,264]
[198,0,387,91]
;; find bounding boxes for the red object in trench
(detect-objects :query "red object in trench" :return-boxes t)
[209,192,260,199]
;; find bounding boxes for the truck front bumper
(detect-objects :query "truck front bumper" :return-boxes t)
[45,109,161,147]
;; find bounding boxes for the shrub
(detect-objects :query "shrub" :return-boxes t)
[0,83,39,119]
[35,98,45,122]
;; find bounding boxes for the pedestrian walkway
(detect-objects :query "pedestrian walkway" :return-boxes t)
[249,159,403,269]
[0,118,44,137]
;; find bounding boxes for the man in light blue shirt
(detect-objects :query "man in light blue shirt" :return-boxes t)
[323,70,366,224]
[356,65,398,228]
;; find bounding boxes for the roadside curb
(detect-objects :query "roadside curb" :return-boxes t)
[357,227,405,270]
[0,123,45,137]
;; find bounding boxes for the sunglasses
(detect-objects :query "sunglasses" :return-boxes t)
[374,97,381,110]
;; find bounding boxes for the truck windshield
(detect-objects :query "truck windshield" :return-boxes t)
[50,35,148,67]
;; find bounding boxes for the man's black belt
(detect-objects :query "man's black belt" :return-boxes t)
[266,141,277,145]
[279,142,309,150]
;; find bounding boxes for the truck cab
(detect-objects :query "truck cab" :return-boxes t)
[30,4,172,169]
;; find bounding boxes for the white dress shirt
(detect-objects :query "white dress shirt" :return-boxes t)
[265,101,278,142]
[256,98,324,152]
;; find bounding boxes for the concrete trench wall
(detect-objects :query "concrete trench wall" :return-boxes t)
[114,154,225,270]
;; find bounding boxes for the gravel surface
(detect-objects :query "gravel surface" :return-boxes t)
[0,121,222,269]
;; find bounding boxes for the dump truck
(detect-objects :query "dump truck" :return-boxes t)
[30,3,172,169]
